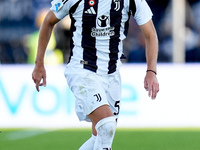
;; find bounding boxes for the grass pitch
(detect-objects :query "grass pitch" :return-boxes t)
[1,128,200,150]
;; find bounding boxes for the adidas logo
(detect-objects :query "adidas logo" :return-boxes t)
[84,7,96,14]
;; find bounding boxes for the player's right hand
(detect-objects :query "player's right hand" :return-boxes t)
[32,65,46,92]
[144,71,159,100]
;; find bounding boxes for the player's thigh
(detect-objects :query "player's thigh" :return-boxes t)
[88,104,113,126]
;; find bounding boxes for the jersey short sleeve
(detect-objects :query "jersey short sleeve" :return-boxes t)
[133,0,153,26]
[50,0,69,20]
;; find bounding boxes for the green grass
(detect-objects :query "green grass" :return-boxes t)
[1,128,200,150]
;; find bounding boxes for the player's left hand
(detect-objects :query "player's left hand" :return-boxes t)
[32,64,46,92]
[144,71,159,100]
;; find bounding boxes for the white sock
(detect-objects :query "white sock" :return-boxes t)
[79,134,96,150]
[93,116,117,150]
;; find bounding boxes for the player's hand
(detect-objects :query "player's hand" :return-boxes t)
[144,71,159,100]
[32,64,46,92]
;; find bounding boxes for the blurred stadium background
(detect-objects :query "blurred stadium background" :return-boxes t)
[0,0,200,149]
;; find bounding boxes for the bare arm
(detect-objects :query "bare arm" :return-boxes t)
[32,11,60,92]
[140,20,159,99]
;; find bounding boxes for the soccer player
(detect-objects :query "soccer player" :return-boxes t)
[32,0,159,149]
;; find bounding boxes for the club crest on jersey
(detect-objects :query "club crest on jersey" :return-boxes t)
[89,0,95,6]
[113,0,120,11]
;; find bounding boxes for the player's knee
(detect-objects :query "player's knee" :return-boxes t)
[95,116,117,137]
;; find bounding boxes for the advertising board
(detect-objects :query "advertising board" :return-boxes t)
[0,64,200,128]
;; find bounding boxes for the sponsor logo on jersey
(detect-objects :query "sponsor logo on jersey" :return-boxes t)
[84,7,96,14]
[91,15,115,37]
[91,27,115,37]
[97,15,109,27]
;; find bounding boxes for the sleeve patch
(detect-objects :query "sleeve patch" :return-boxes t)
[51,0,64,12]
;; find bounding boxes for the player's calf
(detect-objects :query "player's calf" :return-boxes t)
[93,116,116,150]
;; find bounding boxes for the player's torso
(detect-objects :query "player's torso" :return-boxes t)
[70,0,130,42]
[68,0,130,74]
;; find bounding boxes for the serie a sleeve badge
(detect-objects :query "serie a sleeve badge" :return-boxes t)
[51,0,64,12]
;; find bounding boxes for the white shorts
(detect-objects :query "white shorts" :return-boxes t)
[64,65,121,122]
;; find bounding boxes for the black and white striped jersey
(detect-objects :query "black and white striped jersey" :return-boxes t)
[51,0,152,74]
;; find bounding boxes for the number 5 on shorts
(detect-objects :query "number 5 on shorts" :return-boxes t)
[113,101,120,115]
